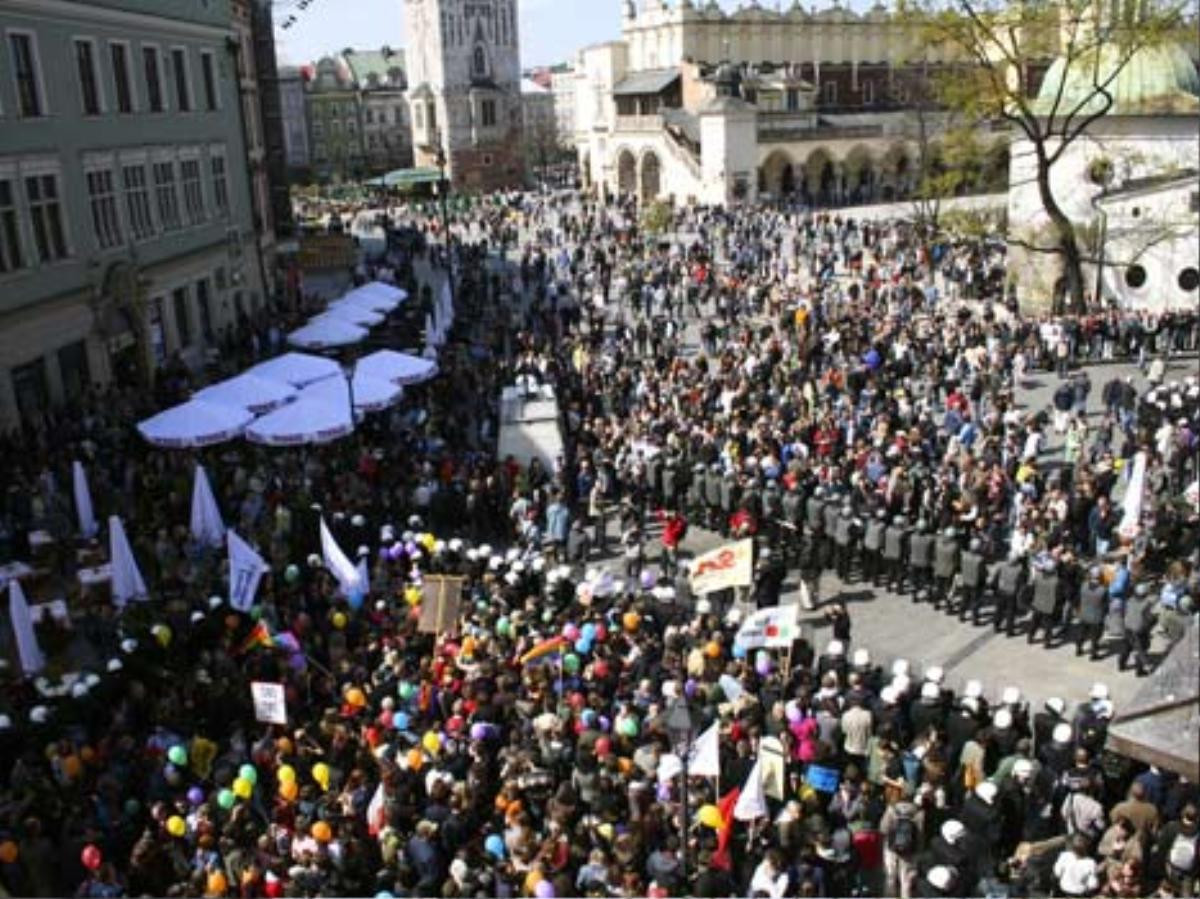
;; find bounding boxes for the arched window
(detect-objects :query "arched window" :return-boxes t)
[473,46,487,77]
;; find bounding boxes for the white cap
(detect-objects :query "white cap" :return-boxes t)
[1002,686,1021,705]
[975,782,998,804]
[891,674,911,694]
[448,538,463,552]
[120,638,138,654]
[696,598,712,615]
[190,611,205,623]
[928,866,953,891]
[351,514,366,526]
[964,680,983,699]
[506,547,521,563]
[852,648,870,667]
[921,682,940,700]
[1089,682,1109,700]
[961,697,979,714]
[1053,722,1073,744]
[880,686,899,705]
[892,659,910,677]
[994,708,1013,729]
[941,820,966,844]
[725,608,743,626]
[1045,697,1066,716]
[107,659,123,673]
[357,545,370,558]
[208,595,224,609]
[662,681,678,699]
[29,706,49,723]
[71,682,90,699]
[925,665,944,684]
[1013,759,1034,778]
[827,640,845,657]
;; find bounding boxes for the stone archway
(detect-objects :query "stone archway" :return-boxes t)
[761,149,797,196]
[802,148,834,206]
[842,144,876,204]
[639,150,662,202]
[616,149,637,198]
[880,141,911,200]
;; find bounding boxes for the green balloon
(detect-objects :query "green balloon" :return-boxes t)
[217,789,235,810]
[167,745,188,767]
[619,718,639,738]
[238,764,258,785]
[563,653,580,675]
[285,564,300,584]
[399,682,415,701]
[495,618,510,637]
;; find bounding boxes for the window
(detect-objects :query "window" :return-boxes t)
[171,48,191,111]
[86,169,123,249]
[200,51,217,111]
[111,43,134,113]
[76,40,102,115]
[196,277,213,341]
[10,33,44,117]
[365,108,374,125]
[122,164,154,239]
[25,173,67,263]
[786,88,799,111]
[1179,267,1200,292]
[181,158,205,223]
[143,46,164,111]
[822,80,837,106]
[153,161,180,230]
[210,154,228,216]
[862,80,875,106]
[481,99,496,127]
[1124,264,1147,289]
[0,180,24,273]
[473,45,486,77]
[414,105,423,128]
[57,341,90,404]
[172,286,191,348]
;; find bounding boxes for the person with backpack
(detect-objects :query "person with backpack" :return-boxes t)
[881,796,924,899]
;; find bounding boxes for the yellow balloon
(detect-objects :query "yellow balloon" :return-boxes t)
[696,804,724,830]
[153,624,173,648]
[232,776,253,799]
[404,586,422,607]
[422,731,441,755]
[332,612,347,630]
[419,533,436,553]
[277,765,296,784]
[166,815,186,837]
[312,762,331,790]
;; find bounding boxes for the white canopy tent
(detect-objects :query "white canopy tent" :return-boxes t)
[319,303,385,328]
[195,372,297,414]
[137,399,254,448]
[336,285,405,314]
[355,349,438,385]
[305,368,401,413]
[245,380,353,446]
[287,316,367,350]
[357,281,407,301]
[250,352,342,388]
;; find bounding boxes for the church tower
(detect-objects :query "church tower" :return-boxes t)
[404,0,524,190]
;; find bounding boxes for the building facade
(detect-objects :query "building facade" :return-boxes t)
[305,56,366,182]
[278,66,310,173]
[549,65,578,143]
[0,0,269,432]
[403,0,524,191]
[344,48,413,175]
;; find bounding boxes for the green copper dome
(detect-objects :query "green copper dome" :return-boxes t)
[1034,41,1200,116]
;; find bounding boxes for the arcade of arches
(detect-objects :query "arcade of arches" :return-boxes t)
[613,147,666,202]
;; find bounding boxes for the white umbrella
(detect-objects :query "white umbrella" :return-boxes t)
[73,460,98,539]
[355,349,438,385]
[304,368,401,413]
[337,283,406,313]
[245,383,353,446]
[137,399,253,448]
[195,372,297,414]
[359,281,406,300]
[287,316,367,350]
[109,515,148,608]
[251,352,342,388]
[320,303,385,328]
[190,464,225,548]
[8,578,44,675]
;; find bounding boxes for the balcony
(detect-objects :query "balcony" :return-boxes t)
[614,114,663,133]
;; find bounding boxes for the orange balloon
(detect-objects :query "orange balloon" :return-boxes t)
[345,687,366,708]
[206,870,228,896]
[622,611,640,632]
[62,755,82,779]
[406,748,424,771]
[705,640,722,659]
[0,841,17,864]
[279,780,298,802]
[311,821,332,843]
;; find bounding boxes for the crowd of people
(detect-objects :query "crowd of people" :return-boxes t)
[0,189,1197,899]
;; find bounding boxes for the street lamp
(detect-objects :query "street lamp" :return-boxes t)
[341,358,358,424]
[666,696,695,888]
[434,145,454,309]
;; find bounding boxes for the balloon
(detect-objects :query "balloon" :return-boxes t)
[563,653,581,675]
[594,736,612,757]
[406,748,424,771]
[598,715,611,732]
[684,678,698,699]
[470,722,489,741]
[232,777,253,800]
[61,755,82,779]
[217,789,235,810]
[279,780,298,802]
[422,731,441,755]
[398,682,415,701]
[639,570,656,590]
[755,655,772,676]
[166,815,186,838]
[581,709,597,728]
[394,711,410,731]
[574,638,592,655]
[732,643,748,659]
[622,611,640,632]
[277,765,296,784]
[485,833,506,858]
[697,804,724,829]
[81,844,102,871]
[284,564,300,584]
[563,623,580,642]
[206,870,228,896]
[618,717,638,738]
[288,652,307,673]
[705,640,722,659]
[167,745,188,767]
[312,762,331,790]
[495,617,511,637]
[535,879,556,898]
[581,623,597,642]
[345,687,367,708]
[152,624,172,648]
[332,612,347,630]
[594,624,607,642]
[187,787,205,805]
[238,764,258,785]
[0,841,17,864]
[311,821,332,843]
[656,782,672,802]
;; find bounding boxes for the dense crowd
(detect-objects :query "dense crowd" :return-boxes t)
[0,191,1197,899]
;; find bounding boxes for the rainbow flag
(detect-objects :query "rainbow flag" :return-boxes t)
[236,621,273,654]
[519,636,567,667]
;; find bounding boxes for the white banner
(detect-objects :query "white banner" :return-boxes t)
[251,681,287,725]
[320,517,361,597]
[687,721,721,778]
[690,539,754,595]
[1119,451,1147,537]
[733,757,768,821]
[734,605,799,651]
[227,529,269,612]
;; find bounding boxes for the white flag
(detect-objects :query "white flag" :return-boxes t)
[1119,450,1147,537]
[733,757,768,822]
[687,721,721,778]
[190,464,226,548]
[73,460,98,539]
[366,782,387,836]
[109,515,148,608]
[356,557,370,597]
[734,605,799,651]
[8,578,44,675]
[227,529,269,612]
[320,517,361,596]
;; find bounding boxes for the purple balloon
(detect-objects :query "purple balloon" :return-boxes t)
[755,657,771,676]
[389,543,405,561]
[470,722,489,741]
[378,547,391,561]
[288,653,307,673]
[187,787,204,805]
[535,880,555,899]
[639,570,656,590]
[598,715,611,732]
[656,782,671,802]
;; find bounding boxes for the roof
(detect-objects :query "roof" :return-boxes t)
[342,48,406,89]
[613,69,680,96]
[1035,42,1200,117]
[364,167,443,188]
[521,77,552,95]
[1106,622,1200,780]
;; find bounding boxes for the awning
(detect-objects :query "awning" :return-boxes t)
[366,167,443,188]
[613,69,680,96]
